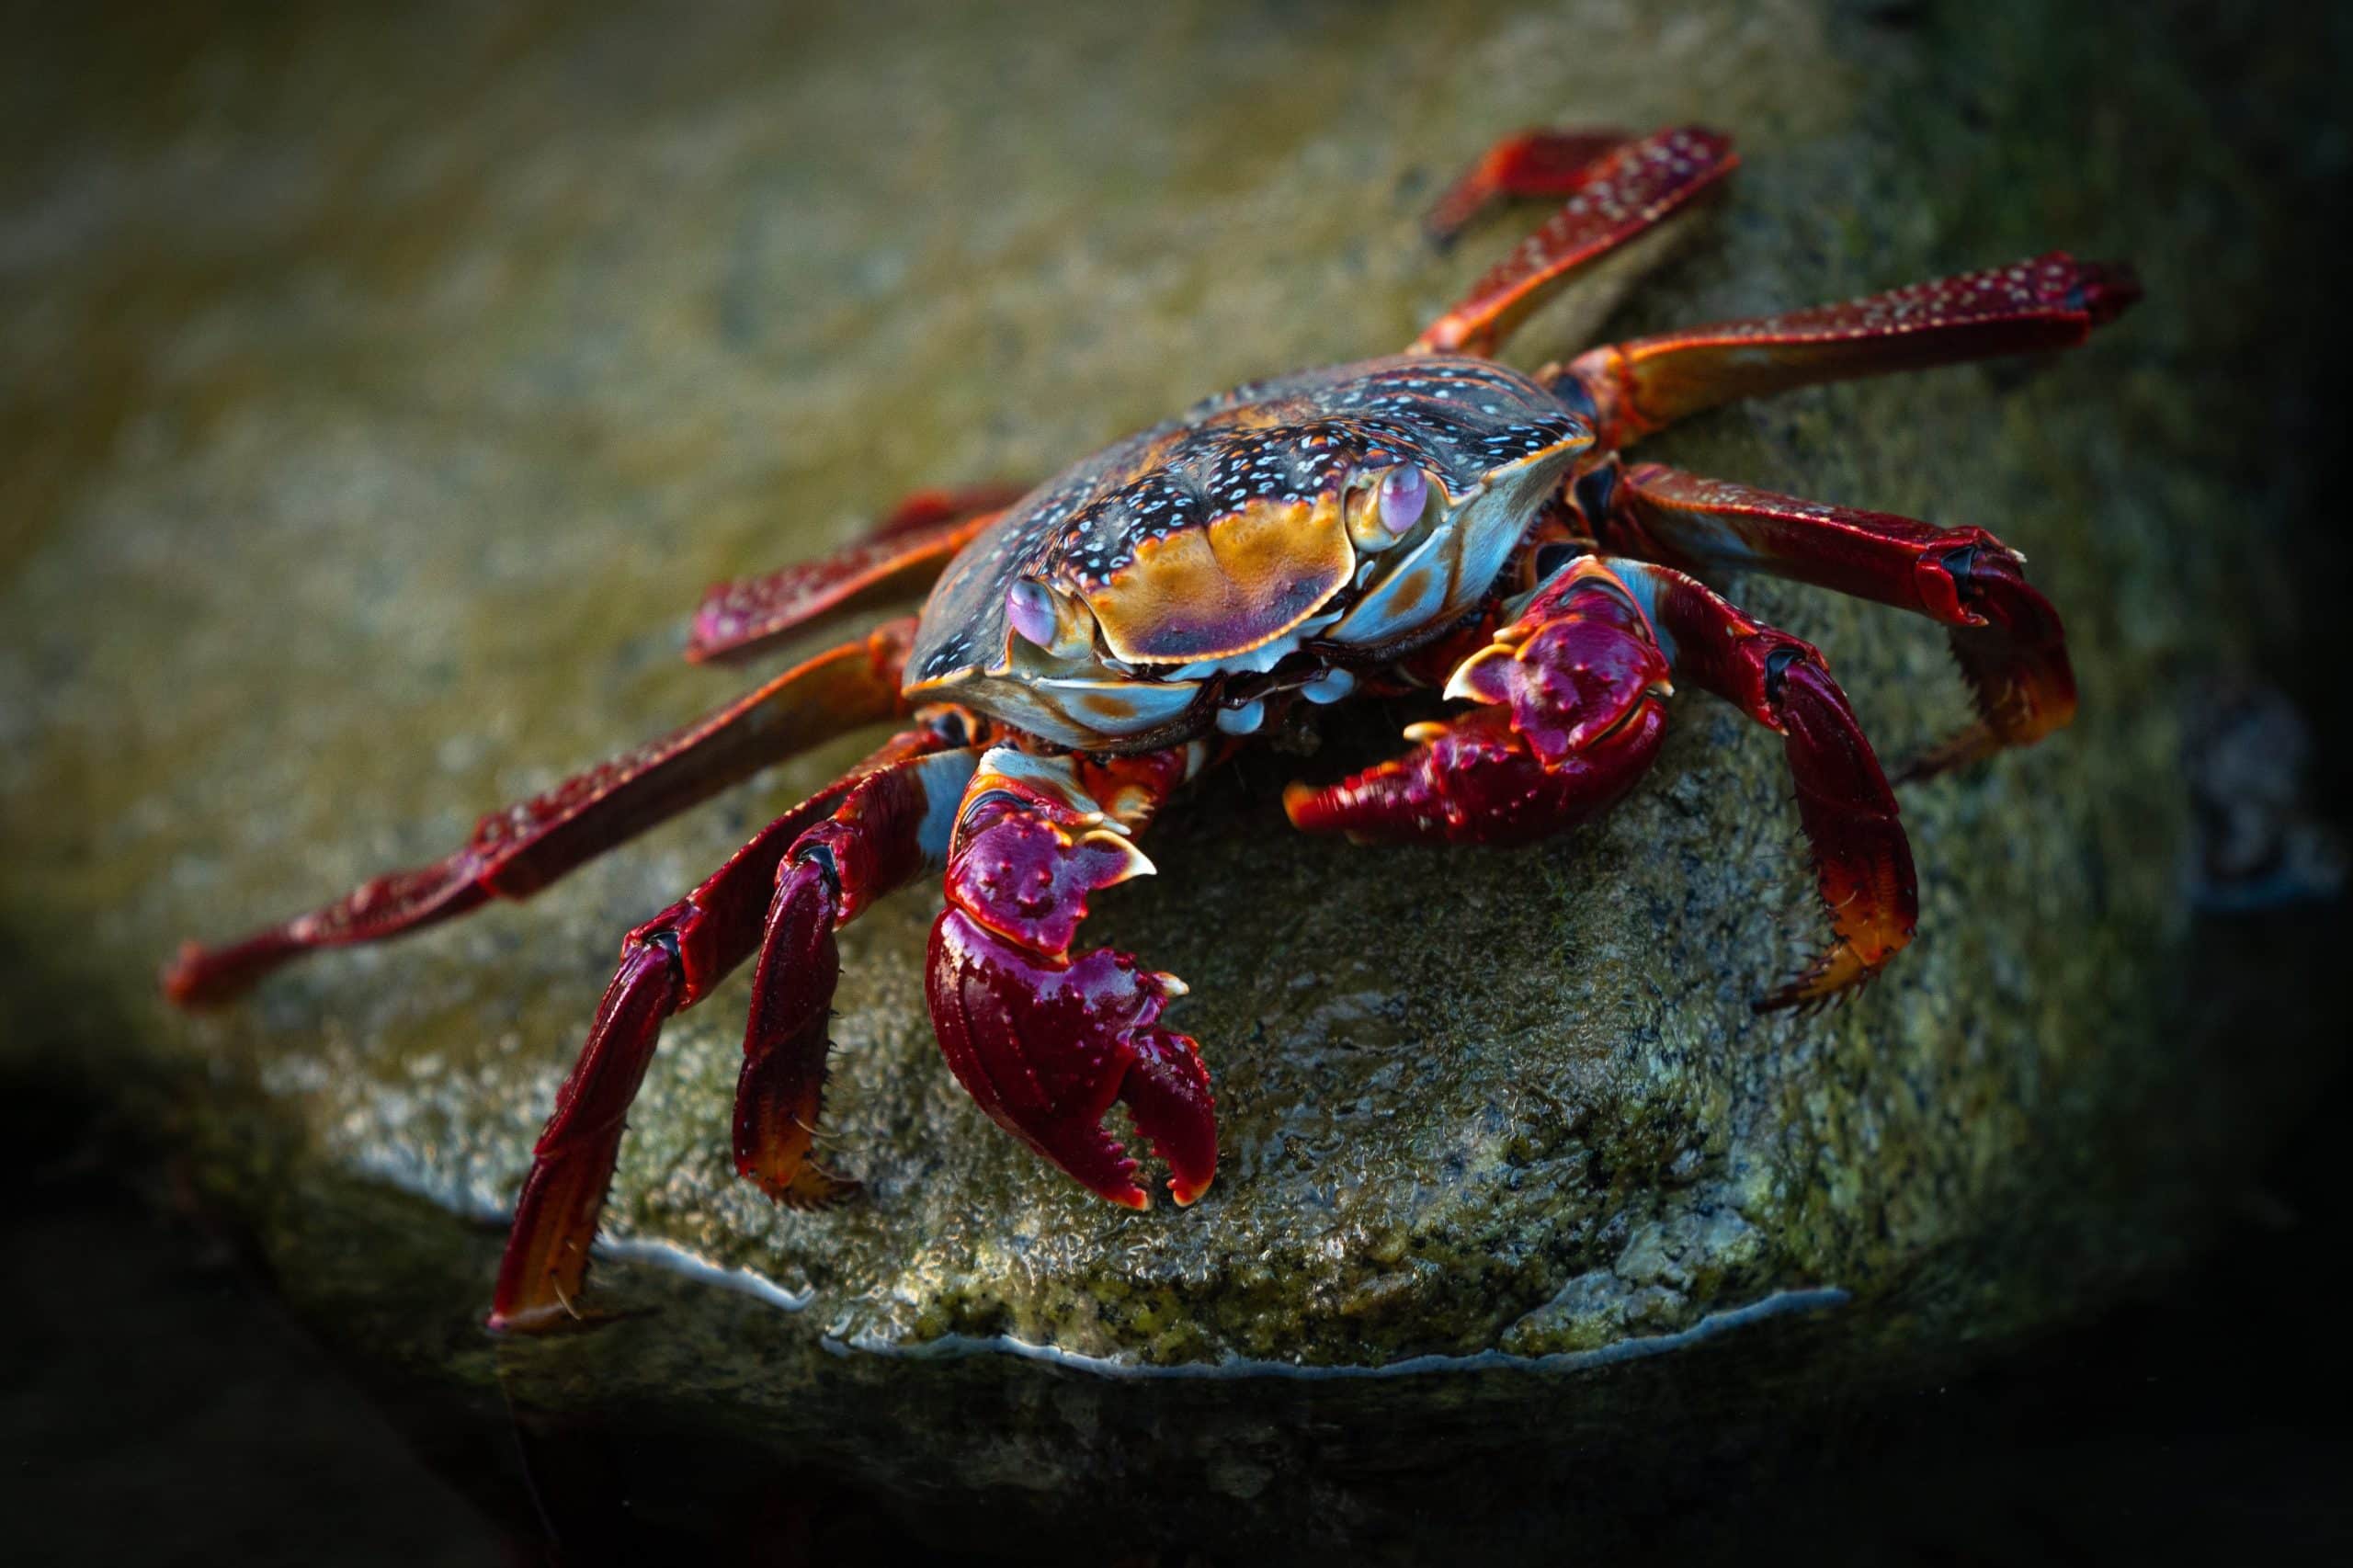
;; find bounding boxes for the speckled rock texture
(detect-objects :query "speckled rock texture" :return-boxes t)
[3,0,2343,1549]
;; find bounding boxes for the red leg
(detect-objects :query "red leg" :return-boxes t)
[1284,558,1672,846]
[1411,126,1738,358]
[1603,559,1917,1008]
[1555,253,2142,448]
[162,619,918,1006]
[925,744,1218,1210]
[490,717,979,1332]
[1422,127,1634,247]
[1590,461,2075,777]
[863,483,1034,542]
[686,484,1028,665]
[733,739,986,1207]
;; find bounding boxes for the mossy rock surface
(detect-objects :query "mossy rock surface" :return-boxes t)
[2,0,2339,1543]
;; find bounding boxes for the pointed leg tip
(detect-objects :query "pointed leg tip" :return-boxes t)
[740,1156,864,1211]
[1755,943,1888,1014]
[1284,779,1356,836]
[1168,1173,1214,1207]
[158,945,204,1006]
[1752,983,1835,1017]
[486,1300,621,1335]
[1893,733,1992,785]
[2075,258,2144,324]
[160,938,263,1008]
[483,1298,568,1335]
[1751,973,1821,1014]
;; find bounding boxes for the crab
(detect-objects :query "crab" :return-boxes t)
[165,125,2138,1330]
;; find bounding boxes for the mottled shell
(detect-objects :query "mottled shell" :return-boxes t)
[905,355,1586,742]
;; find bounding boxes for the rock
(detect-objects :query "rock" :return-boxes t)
[2,0,2341,1556]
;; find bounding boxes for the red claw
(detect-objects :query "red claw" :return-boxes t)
[1283,701,1667,847]
[1444,564,1673,765]
[946,809,1146,957]
[1287,560,1672,846]
[928,912,1213,1209]
[925,764,1213,1208]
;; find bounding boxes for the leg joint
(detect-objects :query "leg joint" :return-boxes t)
[790,838,844,899]
[640,926,684,973]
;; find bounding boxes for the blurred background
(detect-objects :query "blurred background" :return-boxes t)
[5,1,2349,1562]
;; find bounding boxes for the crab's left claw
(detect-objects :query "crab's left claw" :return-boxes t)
[1285,558,1673,846]
[925,753,1215,1209]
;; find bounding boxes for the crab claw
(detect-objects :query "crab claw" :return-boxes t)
[929,913,1213,1208]
[925,767,1214,1208]
[1442,559,1673,766]
[1288,558,1672,846]
[1285,700,1667,847]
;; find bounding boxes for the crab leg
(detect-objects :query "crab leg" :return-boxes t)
[926,744,1218,1210]
[733,740,985,1207]
[1421,127,1635,246]
[1290,556,1915,1008]
[1605,559,1917,1007]
[1412,126,1739,358]
[1589,461,2075,778]
[1553,253,2142,449]
[162,619,918,1007]
[491,717,979,1332]
[686,484,1027,665]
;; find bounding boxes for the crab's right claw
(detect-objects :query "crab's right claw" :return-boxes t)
[925,774,1215,1209]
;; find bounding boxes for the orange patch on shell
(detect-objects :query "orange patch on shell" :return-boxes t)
[1074,494,1355,664]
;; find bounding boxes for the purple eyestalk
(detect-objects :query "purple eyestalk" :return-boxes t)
[1006,578,1058,647]
[1378,465,1428,536]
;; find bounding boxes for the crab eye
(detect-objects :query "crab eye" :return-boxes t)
[1378,465,1428,536]
[1006,579,1058,647]
[1347,463,1434,552]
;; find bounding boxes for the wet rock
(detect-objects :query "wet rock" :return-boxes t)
[2,0,2343,1555]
